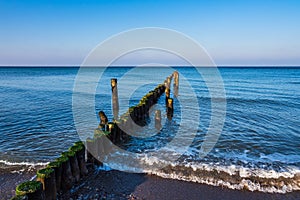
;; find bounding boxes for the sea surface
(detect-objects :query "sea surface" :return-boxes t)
[0,67,299,193]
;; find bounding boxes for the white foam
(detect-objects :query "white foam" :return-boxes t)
[148,169,299,194]
[104,152,300,193]
[0,159,48,167]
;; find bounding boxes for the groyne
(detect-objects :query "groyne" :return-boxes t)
[11,72,178,200]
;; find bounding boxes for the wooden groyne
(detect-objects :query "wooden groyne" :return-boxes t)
[11,71,179,200]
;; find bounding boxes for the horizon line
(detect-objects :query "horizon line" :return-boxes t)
[0,65,300,67]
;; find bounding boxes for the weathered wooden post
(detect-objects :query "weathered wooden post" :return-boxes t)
[15,181,45,200]
[165,87,170,105]
[61,151,80,182]
[36,168,56,200]
[111,78,119,120]
[94,130,105,166]
[108,122,115,142]
[86,137,96,164]
[56,155,74,191]
[70,141,88,176]
[155,110,162,130]
[167,98,174,119]
[98,111,108,130]
[47,161,62,193]
[173,71,179,97]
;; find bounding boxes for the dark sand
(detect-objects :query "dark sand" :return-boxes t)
[0,165,43,200]
[59,167,300,200]
[2,165,300,200]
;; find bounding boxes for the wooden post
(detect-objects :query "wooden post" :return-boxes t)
[37,168,56,200]
[111,78,119,120]
[108,122,115,142]
[15,181,45,200]
[155,110,162,130]
[61,151,80,183]
[167,98,174,119]
[98,111,108,130]
[86,138,95,164]
[165,87,170,105]
[56,155,74,191]
[47,161,62,194]
[70,141,88,176]
[173,71,179,97]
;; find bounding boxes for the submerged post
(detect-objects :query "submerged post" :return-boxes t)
[167,98,174,119]
[155,110,162,130]
[111,78,119,120]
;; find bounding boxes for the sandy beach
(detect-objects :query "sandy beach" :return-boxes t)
[0,165,43,200]
[2,165,300,200]
[58,166,300,200]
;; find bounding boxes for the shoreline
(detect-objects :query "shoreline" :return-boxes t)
[58,166,300,200]
[1,164,300,200]
[0,165,44,200]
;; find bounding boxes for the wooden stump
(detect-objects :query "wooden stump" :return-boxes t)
[86,137,96,164]
[16,181,45,200]
[36,168,56,200]
[111,78,119,120]
[47,161,62,193]
[167,98,174,119]
[62,151,80,182]
[98,111,108,130]
[56,155,74,191]
[70,141,88,177]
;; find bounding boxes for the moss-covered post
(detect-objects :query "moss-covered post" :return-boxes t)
[36,168,56,200]
[62,151,80,182]
[15,181,45,200]
[167,98,174,119]
[70,141,88,177]
[56,155,74,191]
[47,161,62,194]
[155,110,162,130]
[111,78,119,120]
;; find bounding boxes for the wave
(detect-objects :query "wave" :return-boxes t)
[0,159,49,167]
[104,152,300,194]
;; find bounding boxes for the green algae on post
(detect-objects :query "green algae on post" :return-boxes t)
[15,181,42,195]
[37,167,57,199]
[47,160,62,194]
[56,154,69,163]
[37,168,54,179]
[47,161,62,168]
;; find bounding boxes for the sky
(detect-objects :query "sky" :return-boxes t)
[0,0,299,66]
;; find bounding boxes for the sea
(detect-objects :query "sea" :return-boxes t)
[0,67,299,194]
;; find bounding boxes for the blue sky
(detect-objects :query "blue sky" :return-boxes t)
[0,0,299,66]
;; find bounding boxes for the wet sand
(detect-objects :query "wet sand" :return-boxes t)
[59,167,300,200]
[0,165,42,200]
[2,165,300,200]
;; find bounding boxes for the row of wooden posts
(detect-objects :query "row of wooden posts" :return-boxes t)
[12,141,88,200]
[11,71,179,200]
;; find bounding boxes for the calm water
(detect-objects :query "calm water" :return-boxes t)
[0,67,299,193]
